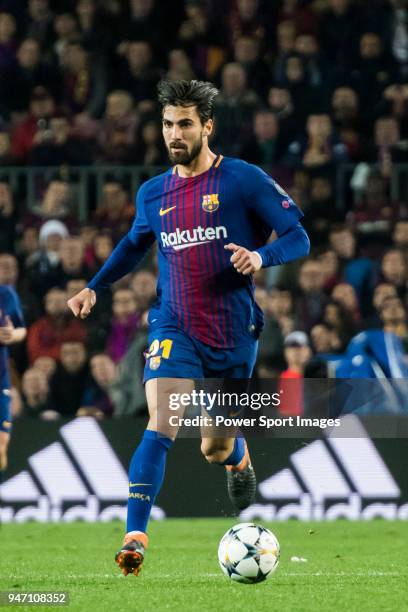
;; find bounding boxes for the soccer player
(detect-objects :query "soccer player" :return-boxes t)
[0,284,27,485]
[67,80,310,576]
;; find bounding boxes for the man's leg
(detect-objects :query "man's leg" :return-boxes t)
[116,377,194,576]
[0,431,10,488]
[201,436,256,513]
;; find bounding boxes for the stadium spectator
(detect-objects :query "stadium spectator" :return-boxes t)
[52,12,79,63]
[350,32,398,116]
[0,12,17,71]
[91,233,114,270]
[278,331,312,417]
[11,85,56,162]
[318,249,341,292]
[393,220,408,253]
[50,341,88,416]
[27,287,87,363]
[3,37,58,115]
[80,353,118,417]
[97,90,139,164]
[274,53,319,121]
[380,248,407,300]
[267,86,300,152]
[76,0,111,55]
[370,116,406,177]
[93,181,134,242]
[57,237,90,286]
[319,0,358,64]
[323,299,357,350]
[213,62,259,156]
[0,253,18,287]
[331,283,361,325]
[177,1,226,79]
[364,282,398,329]
[310,323,342,356]
[29,114,92,166]
[21,366,51,417]
[0,129,15,166]
[328,225,376,314]
[294,258,328,332]
[60,41,107,118]
[116,40,162,108]
[26,219,68,299]
[287,113,348,170]
[26,0,54,50]
[16,227,39,269]
[0,181,16,252]
[229,0,266,47]
[32,355,56,381]
[166,48,196,82]
[378,295,408,349]
[240,110,285,166]
[132,119,167,166]
[106,287,140,363]
[233,35,271,100]
[23,178,76,232]
[129,270,157,313]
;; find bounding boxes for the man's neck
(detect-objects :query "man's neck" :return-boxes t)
[176,148,217,178]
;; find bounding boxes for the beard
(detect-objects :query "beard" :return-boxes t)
[167,137,203,166]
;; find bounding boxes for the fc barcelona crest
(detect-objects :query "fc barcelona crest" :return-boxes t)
[202,193,220,212]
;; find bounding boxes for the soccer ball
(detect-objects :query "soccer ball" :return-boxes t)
[218,523,280,584]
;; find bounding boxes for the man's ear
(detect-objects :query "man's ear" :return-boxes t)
[203,118,213,138]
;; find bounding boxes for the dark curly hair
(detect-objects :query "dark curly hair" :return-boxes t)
[157,79,219,124]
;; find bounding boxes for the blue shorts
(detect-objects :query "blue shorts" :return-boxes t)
[0,388,12,433]
[143,323,258,382]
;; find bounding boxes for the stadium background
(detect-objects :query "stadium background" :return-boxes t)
[0,0,408,521]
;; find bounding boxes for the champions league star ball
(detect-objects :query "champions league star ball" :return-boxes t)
[218,523,280,584]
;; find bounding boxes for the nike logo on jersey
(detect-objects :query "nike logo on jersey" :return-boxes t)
[159,206,176,216]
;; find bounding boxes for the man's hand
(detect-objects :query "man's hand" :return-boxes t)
[67,287,96,319]
[224,243,263,275]
[0,316,15,345]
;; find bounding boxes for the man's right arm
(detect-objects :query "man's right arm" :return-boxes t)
[68,184,155,318]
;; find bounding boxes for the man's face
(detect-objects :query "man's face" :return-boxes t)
[299,261,324,292]
[18,39,40,69]
[162,105,211,166]
[373,283,397,311]
[254,113,278,141]
[60,342,86,373]
[91,354,116,386]
[330,229,355,258]
[44,289,67,316]
[0,254,18,285]
[393,222,408,247]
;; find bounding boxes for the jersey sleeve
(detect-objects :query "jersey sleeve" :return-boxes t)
[242,163,303,236]
[5,287,25,328]
[88,183,156,292]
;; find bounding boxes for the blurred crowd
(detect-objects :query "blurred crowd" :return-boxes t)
[0,0,408,419]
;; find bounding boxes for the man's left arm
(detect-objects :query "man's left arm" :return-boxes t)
[225,165,310,274]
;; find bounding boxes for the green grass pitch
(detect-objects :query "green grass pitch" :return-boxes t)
[0,520,406,612]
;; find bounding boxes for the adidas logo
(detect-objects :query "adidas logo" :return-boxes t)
[0,418,165,524]
[241,416,408,522]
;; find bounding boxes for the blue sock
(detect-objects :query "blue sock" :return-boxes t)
[222,437,246,466]
[126,429,173,534]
